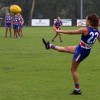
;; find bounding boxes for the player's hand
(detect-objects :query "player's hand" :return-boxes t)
[54,27,60,33]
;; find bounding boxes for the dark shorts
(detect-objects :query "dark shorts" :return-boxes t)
[73,45,91,63]
[6,23,11,27]
[56,26,60,29]
[13,25,19,29]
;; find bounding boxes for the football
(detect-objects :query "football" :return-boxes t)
[10,5,22,13]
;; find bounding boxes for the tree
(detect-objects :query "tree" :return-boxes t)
[30,0,35,19]
[1,0,100,26]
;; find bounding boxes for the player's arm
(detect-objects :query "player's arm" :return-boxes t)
[53,22,56,29]
[18,19,20,26]
[22,18,24,25]
[54,27,87,35]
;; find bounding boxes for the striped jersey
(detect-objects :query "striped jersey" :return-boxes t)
[80,26,99,49]
[5,16,12,23]
[54,20,62,27]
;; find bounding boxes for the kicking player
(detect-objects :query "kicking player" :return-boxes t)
[52,16,63,42]
[4,13,12,38]
[42,13,100,95]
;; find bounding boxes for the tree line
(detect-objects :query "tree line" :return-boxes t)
[0,0,100,25]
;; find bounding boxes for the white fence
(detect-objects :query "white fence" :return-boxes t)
[31,19,50,26]
[77,19,86,26]
[31,19,88,26]
[54,19,72,26]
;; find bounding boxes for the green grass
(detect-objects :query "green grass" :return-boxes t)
[0,26,100,100]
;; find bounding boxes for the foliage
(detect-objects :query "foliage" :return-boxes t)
[0,7,9,17]
[0,0,100,25]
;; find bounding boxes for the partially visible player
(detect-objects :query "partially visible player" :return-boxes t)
[17,13,24,37]
[13,14,20,38]
[4,13,12,38]
[42,13,100,95]
[52,16,63,42]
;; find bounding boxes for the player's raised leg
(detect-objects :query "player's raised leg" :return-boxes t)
[42,38,76,54]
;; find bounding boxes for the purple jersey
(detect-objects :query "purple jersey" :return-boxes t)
[5,16,12,23]
[13,17,19,26]
[54,20,62,27]
[80,26,99,49]
[73,26,99,63]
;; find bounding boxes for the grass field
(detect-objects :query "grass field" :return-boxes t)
[0,26,100,100]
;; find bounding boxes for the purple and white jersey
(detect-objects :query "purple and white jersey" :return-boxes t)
[5,16,12,23]
[80,26,99,49]
[13,17,19,26]
[54,20,62,27]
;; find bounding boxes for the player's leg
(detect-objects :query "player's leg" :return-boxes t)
[42,38,76,54]
[13,26,17,38]
[5,27,8,37]
[9,27,12,38]
[14,29,18,38]
[14,29,16,38]
[54,46,76,54]
[70,47,90,95]
[18,28,20,38]
[58,34,62,42]
[19,25,23,37]
[71,59,81,95]
[20,27,23,37]
[52,32,59,42]
[42,38,81,95]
